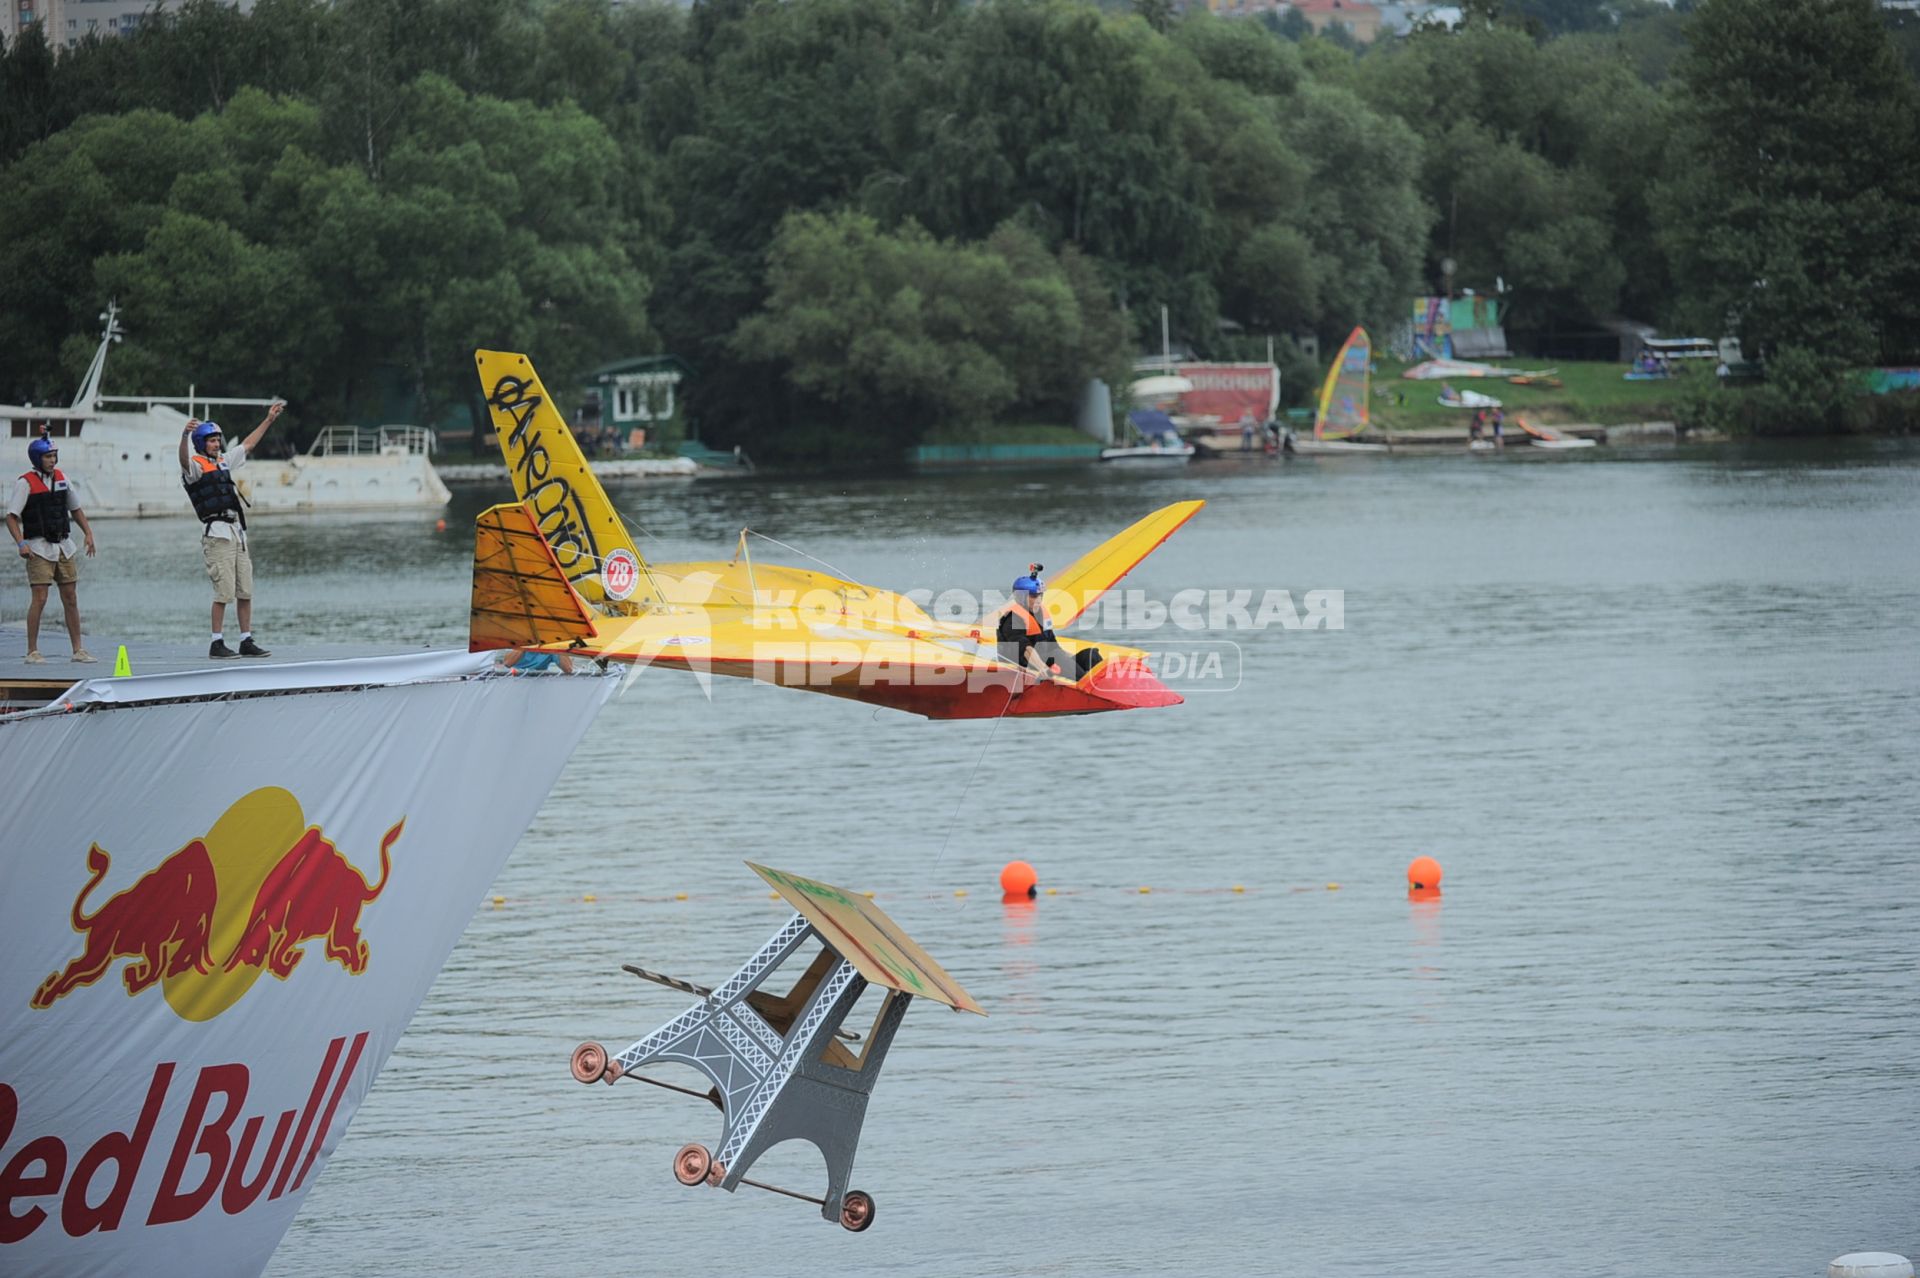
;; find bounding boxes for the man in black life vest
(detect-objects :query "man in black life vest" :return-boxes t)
[5,430,98,663]
[180,402,283,658]
[989,564,1070,682]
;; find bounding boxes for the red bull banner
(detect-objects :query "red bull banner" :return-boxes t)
[0,653,616,1277]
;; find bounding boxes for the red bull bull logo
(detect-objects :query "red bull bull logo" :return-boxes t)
[29,787,402,1021]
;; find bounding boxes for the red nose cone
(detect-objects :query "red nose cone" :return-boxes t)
[1086,659,1183,709]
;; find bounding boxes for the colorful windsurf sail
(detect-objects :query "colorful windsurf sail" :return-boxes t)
[1315,327,1371,440]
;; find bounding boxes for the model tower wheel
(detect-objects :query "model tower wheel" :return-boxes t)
[673,1143,712,1186]
[838,1189,875,1232]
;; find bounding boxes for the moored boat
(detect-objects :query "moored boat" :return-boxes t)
[2,306,450,518]
[1100,408,1195,464]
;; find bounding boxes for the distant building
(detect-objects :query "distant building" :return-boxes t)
[1376,3,1459,34]
[580,355,689,451]
[4,0,254,47]
[1288,0,1384,41]
[1206,0,1289,16]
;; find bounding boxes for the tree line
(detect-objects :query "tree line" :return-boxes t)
[2,0,1916,456]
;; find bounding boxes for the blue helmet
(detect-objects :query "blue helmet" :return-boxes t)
[1012,575,1040,594]
[27,433,55,467]
[192,420,224,454]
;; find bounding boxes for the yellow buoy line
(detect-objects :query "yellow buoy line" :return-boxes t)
[482,883,1351,908]
[478,857,1438,908]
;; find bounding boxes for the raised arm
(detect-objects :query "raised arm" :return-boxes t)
[179,419,197,472]
[241,401,284,454]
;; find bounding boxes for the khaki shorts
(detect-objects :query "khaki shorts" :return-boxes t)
[25,553,77,587]
[202,535,254,604]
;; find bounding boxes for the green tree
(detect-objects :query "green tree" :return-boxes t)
[734,211,1130,459]
[0,24,61,167]
[1282,81,1430,340]
[95,210,335,410]
[1657,0,1920,371]
[301,76,656,422]
[652,0,923,443]
[1360,22,1665,333]
[0,110,217,400]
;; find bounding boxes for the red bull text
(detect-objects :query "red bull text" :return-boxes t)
[0,1033,368,1243]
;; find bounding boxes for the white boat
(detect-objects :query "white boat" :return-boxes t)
[1100,407,1194,465]
[1129,373,1194,401]
[1516,416,1599,450]
[0,648,617,1275]
[1291,438,1390,454]
[2,306,450,518]
[1100,440,1196,465]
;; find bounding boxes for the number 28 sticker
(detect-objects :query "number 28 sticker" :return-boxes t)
[602,549,641,601]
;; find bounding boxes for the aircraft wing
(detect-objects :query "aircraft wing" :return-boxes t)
[469,503,599,651]
[1043,500,1204,629]
[467,496,1190,719]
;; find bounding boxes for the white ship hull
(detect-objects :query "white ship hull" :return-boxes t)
[7,406,450,518]
[5,305,450,518]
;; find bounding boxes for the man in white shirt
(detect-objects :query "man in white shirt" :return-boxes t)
[6,432,98,663]
[180,403,282,658]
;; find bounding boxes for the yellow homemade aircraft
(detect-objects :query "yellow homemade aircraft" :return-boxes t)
[467,350,1203,719]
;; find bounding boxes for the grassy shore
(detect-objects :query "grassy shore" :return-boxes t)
[1366,357,1697,431]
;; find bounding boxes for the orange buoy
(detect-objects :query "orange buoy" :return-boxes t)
[1407,855,1443,891]
[435,518,447,532]
[999,860,1038,898]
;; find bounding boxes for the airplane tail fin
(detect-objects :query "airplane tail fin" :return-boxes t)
[469,502,600,652]
[474,350,652,612]
[1044,500,1205,629]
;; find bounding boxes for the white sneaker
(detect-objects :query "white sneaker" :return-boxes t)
[71,649,97,663]
[23,650,45,664]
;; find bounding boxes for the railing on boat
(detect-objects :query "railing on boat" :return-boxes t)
[304,425,436,458]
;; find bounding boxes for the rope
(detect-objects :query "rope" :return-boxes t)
[624,964,710,998]
[614,506,666,545]
[626,1073,726,1110]
[622,964,863,1042]
[746,528,855,583]
[929,678,1019,874]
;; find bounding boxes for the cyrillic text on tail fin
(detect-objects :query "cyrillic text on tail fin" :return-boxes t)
[475,350,652,611]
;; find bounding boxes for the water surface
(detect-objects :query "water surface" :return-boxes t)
[43,441,1916,1277]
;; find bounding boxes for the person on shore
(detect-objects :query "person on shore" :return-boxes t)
[1491,407,1506,448]
[1469,409,1485,444]
[1239,412,1256,452]
[180,403,283,658]
[6,430,98,664]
